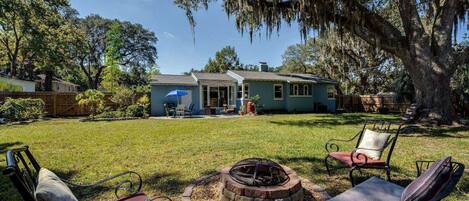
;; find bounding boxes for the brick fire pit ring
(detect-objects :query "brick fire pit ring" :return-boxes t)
[220,165,303,201]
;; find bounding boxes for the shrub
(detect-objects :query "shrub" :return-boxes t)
[126,104,145,117]
[0,81,23,92]
[76,89,105,118]
[94,110,126,119]
[0,98,45,121]
[111,86,134,109]
[136,95,150,115]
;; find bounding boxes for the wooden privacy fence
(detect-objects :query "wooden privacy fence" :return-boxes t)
[336,94,410,113]
[0,92,142,117]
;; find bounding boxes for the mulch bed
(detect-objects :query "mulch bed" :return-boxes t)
[79,117,140,122]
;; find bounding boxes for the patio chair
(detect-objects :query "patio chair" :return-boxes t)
[329,156,464,201]
[175,103,194,117]
[3,146,171,201]
[324,120,402,186]
[223,105,236,114]
[164,103,176,118]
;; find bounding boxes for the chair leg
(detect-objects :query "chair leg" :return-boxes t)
[324,155,332,176]
[349,167,357,187]
[386,167,391,182]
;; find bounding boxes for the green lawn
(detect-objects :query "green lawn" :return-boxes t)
[1,113,468,200]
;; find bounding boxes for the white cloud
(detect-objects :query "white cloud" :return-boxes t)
[163,32,175,39]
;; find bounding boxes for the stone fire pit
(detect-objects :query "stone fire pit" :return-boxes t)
[220,158,304,201]
[182,158,331,201]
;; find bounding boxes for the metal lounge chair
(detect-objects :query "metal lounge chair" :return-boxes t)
[324,120,402,186]
[3,146,171,201]
[329,157,464,201]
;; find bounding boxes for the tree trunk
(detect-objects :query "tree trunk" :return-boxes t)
[10,57,17,78]
[44,70,54,91]
[402,57,456,124]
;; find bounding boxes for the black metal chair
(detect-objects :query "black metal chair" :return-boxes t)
[324,120,402,186]
[163,103,176,118]
[2,146,171,201]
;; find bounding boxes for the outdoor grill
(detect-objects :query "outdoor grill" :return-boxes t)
[228,158,290,186]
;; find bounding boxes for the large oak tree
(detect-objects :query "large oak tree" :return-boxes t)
[176,0,469,124]
[74,15,158,89]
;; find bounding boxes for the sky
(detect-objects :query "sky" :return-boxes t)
[70,0,305,75]
[70,0,468,75]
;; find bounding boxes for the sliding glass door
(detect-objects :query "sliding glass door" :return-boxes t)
[202,85,235,107]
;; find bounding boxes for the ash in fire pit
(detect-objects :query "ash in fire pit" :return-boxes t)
[229,158,289,186]
[221,158,303,201]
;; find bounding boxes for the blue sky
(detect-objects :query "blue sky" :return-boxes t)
[70,0,467,75]
[70,0,304,74]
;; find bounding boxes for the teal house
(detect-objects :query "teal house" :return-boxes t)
[150,67,337,116]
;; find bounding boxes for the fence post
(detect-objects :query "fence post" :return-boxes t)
[53,93,57,117]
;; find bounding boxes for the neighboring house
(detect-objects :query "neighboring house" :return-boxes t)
[150,69,337,116]
[36,74,79,92]
[0,76,36,92]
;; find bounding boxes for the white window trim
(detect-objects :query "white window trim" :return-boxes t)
[243,83,249,99]
[273,84,283,100]
[327,86,336,100]
[289,84,311,97]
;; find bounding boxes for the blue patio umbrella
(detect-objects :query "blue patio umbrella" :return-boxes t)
[165,90,188,104]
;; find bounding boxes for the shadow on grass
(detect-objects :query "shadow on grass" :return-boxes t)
[0,141,23,155]
[143,172,187,196]
[270,114,398,128]
[400,126,469,138]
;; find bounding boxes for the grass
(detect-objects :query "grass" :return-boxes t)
[0,113,468,200]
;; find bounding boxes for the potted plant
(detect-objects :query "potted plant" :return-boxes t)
[239,105,246,115]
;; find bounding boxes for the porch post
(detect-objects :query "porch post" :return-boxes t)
[207,86,210,107]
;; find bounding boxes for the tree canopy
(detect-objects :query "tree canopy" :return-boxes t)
[176,0,469,123]
[203,46,242,73]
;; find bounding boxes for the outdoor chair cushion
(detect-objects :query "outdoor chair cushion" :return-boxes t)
[400,156,452,201]
[329,152,386,167]
[356,129,391,160]
[35,168,78,201]
[329,177,404,201]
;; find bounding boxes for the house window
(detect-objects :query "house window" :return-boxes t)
[304,85,310,96]
[290,84,311,96]
[273,84,283,100]
[327,85,336,99]
[290,84,299,96]
[237,85,242,99]
[243,84,249,99]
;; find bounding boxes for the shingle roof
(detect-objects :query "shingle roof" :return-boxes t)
[192,72,236,81]
[228,70,315,83]
[150,74,197,86]
[278,73,338,84]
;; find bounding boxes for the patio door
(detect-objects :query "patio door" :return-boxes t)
[181,90,192,106]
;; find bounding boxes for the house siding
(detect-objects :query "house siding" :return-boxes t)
[313,84,336,112]
[285,83,315,112]
[0,77,36,92]
[244,81,286,111]
[150,85,200,116]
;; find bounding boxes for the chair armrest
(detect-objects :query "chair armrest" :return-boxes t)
[350,149,371,167]
[62,171,142,199]
[325,132,361,153]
